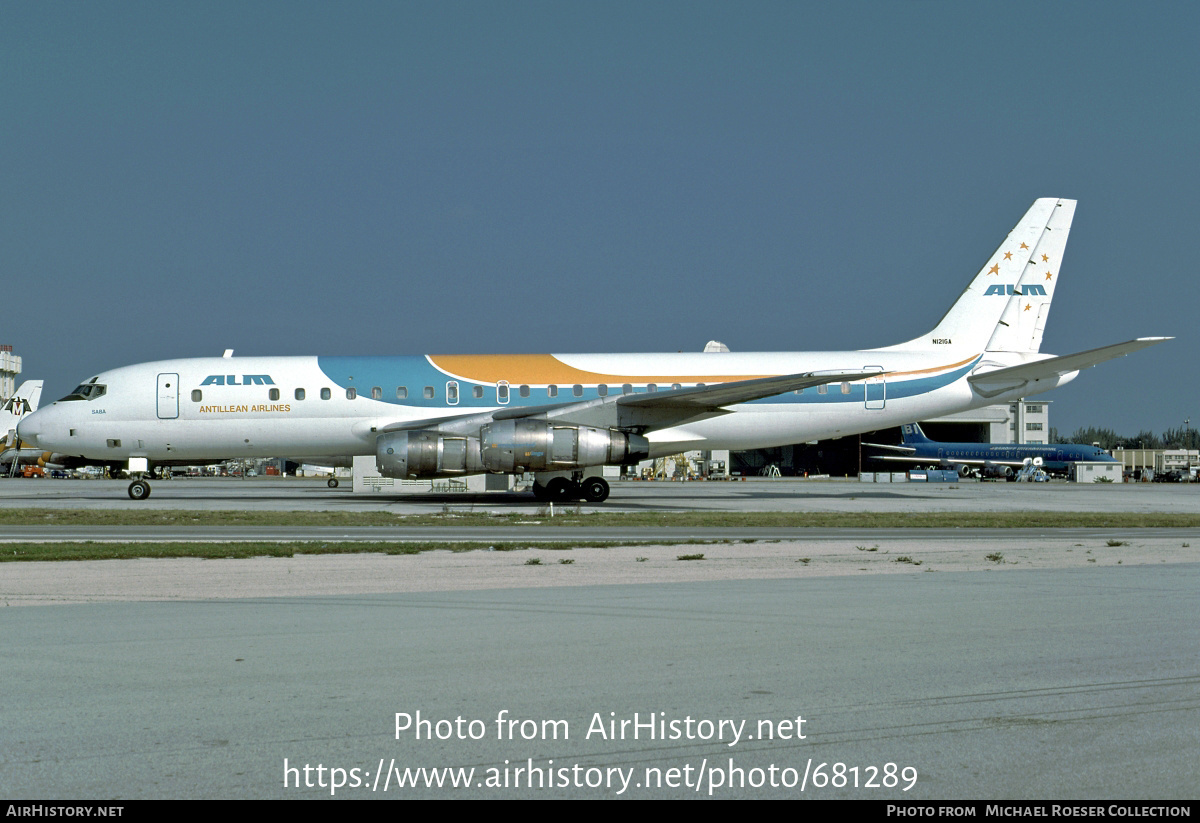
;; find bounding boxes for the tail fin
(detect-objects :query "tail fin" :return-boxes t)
[877,198,1076,354]
[3,380,42,418]
[899,422,933,444]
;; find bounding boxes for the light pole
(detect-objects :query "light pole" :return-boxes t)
[1186,418,1192,477]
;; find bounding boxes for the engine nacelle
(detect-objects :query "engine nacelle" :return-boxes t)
[377,422,649,478]
[375,430,485,478]
[480,419,649,473]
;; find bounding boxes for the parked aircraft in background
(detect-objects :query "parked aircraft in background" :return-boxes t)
[16,198,1169,500]
[862,422,1119,478]
[1,380,45,471]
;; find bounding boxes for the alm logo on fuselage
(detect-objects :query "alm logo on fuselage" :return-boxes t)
[985,284,1047,296]
[199,375,275,386]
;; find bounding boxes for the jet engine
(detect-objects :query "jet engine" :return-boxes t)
[480,419,649,473]
[375,421,649,478]
[375,431,485,478]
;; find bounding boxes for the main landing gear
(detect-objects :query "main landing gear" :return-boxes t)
[531,473,610,503]
[128,479,151,500]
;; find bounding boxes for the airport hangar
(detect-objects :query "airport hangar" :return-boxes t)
[728,399,1050,478]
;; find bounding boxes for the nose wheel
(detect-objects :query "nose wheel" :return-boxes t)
[127,479,152,500]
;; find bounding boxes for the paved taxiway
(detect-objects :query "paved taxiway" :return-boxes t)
[2,476,1197,799]
[1,474,1197,513]
[3,567,1197,799]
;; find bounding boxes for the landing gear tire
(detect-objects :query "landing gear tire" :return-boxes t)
[545,477,577,502]
[327,478,340,488]
[581,476,610,503]
[128,480,151,500]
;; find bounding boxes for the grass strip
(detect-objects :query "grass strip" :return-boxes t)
[0,540,726,562]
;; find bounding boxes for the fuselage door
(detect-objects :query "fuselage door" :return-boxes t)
[863,367,885,410]
[157,373,179,420]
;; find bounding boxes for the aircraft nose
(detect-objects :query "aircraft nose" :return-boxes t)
[15,414,40,448]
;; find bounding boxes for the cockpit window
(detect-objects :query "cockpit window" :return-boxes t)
[60,383,107,402]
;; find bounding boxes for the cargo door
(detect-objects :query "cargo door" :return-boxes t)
[157,373,179,419]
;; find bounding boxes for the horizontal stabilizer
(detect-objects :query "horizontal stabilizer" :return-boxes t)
[968,337,1171,396]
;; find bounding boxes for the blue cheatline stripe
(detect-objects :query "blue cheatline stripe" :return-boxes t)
[315,355,979,409]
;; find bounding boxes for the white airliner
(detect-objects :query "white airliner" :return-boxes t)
[17,198,1168,501]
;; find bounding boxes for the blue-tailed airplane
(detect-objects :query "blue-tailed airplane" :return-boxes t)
[862,422,1118,478]
[17,198,1169,501]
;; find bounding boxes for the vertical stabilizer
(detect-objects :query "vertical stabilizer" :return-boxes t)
[876,199,1075,354]
[900,422,933,444]
[984,200,1075,353]
[2,380,43,448]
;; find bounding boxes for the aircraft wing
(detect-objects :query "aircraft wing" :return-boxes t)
[860,442,917,454]
[615,369,884,410]
[968,337,1171,396]
[380,368,885,435]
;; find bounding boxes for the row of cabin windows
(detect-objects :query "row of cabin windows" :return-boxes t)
[189,383,706,403]
[189,380,857,403]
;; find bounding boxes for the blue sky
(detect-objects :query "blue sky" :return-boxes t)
[2,1,1195,436]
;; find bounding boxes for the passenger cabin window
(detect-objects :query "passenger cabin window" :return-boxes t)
[474,386,485,399]
[397,387,407,399]
[295,388,305,400]
[818,385,828,395]
[447,382,459,404]
[497,382,510,404]
[622,384,633,394]
[547,385,558,398]
[346,388,357,400]
[519,385,530,398]
[321,388,332,400]
[423,386,434,399]
[840,383,850,394]
[192,390,202,402]
[573,384,583,397]
[647,384,658,392]
[269,389,280,401]
[671,383,681,391]
[371,387,382,400]
[598,384,608,397]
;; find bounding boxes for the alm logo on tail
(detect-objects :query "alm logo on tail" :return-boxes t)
[985,284,1047,296]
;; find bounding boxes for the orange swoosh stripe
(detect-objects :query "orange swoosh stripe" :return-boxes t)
[428,353,978,385]
[428,354,764,384]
